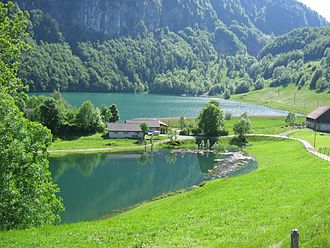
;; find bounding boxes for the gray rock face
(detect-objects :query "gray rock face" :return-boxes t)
[14,0,217,40]
[72,0,162,36]
[12,0,328,41]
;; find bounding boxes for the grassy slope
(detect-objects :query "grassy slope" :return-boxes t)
[1,138,329,247]
[167,116,305,135]
[232,84,330,115]
[289,129,330,155]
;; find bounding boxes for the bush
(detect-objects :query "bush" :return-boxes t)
[254,78,265,90]
[225,112,232,120]
[223,89,231,99]
[235,81,250,94]
[179,128,190,135]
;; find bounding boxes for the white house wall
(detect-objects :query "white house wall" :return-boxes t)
[109,132,143,139]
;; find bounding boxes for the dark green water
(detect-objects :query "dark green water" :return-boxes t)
[50,150,207,223]
[50,150,257,224]
[33,93,288,120]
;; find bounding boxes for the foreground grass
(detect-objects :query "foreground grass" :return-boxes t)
[1,138,329,247]
[232,84,330,115]
[289,129,330,155]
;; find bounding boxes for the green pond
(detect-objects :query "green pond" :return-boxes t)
[32,93,288,120]
[50,150,257,223]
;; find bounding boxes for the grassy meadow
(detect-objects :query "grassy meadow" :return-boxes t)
[289,129,330,155]
[232,84,330,115]
[166,116,305,135]
[50,134,168,151]
[1,137,329,247]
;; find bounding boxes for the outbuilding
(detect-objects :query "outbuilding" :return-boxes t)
[107,123,143,139]
[125,118,168,134]
[306,106,330,133]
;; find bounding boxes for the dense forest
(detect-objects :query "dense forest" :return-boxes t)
[7,0,330,95]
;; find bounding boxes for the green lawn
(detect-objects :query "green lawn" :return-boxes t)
[50,134,168,151]
[226,116,305,135]
[167,116,305,135]
[232,84,330,115]
[289,129,330,155]
[1,138,329,247]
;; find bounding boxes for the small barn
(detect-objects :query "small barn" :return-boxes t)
[107,123,143,139]
[306,106,330,133]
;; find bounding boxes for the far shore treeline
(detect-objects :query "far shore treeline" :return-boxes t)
[25,91,120,138]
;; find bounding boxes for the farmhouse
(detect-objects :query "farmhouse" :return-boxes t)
[107,123,143,139]
[125,118,168,133]
[306,106,330,133]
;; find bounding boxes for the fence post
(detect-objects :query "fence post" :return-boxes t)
[291,229,299,248]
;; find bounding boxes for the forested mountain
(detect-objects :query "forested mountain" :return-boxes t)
[4,0,330,95]
[9,0,327,42]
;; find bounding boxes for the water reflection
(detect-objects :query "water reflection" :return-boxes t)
[50,150,257,223]
[50,150,206,223]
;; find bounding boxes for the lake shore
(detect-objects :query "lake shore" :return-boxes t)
[48,115,305,156]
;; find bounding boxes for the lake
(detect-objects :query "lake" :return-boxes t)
[50,149,257,223]
[32,93,288,120]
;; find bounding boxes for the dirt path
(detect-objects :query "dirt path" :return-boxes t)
[277,129,300,137]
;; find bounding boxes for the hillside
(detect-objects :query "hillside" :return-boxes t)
[11,0,327,42]
[6,0,330,95]
[232,84,330,114]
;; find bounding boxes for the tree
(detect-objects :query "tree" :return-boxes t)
[285,112,296,126]
[29,9,64,43]
[225,112,232,120]
[254,77,265,90]
[223,89,231,99]
[100,104,112,123]
[233,117,252,144]
[0,2,63,230]
[0,1,29,97]
[198,100,225,137]
[39,97,66,136]
[179,116,186,130]
[0,91,64,230]
[140,122,149,140]
[76,100,103,134]
[310,69,322,90]
[109,104,120,122]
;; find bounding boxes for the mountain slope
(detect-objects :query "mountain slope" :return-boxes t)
[10,0,328,43]
[5,0,330,95]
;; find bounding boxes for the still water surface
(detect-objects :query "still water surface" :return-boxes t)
[50,150,257,223]
[33,93,288,120]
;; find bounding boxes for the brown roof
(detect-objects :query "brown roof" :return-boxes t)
[107,123,142,132]
[125,118,168,128]
[306,106,330,120]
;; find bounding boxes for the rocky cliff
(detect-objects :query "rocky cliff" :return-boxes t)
[11,0,328,43]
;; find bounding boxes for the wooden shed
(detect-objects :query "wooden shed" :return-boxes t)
[306,106,330,132]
